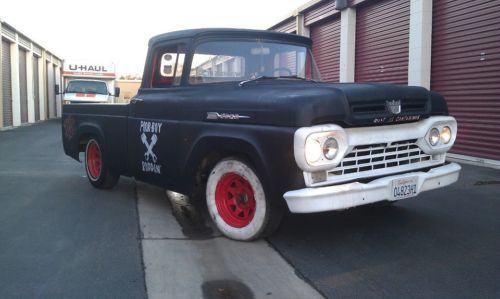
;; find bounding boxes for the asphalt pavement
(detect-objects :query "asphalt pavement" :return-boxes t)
[0,120,145,298]
[1,120,499,298]
[269,163,500,299]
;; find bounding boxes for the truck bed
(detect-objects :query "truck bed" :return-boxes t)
[62,103,131,176]
[63,103,129,116]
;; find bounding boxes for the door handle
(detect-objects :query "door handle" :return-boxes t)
[131,98,144,104]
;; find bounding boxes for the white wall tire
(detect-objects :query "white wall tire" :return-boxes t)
[206,158,269,241]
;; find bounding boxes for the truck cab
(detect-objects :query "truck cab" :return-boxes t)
[63,79,119,104]
[62,28,461,241]
[61,61,119,104]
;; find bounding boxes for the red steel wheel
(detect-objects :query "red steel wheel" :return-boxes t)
[206,158,282,241]
[86,140,102,181]
[215,173,256,228]
[84,138,119,189]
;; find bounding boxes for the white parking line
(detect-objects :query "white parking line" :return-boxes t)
[136,182,323,299]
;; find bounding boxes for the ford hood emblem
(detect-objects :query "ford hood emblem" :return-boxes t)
[386,100,402,115]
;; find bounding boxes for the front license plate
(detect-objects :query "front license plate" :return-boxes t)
[391,177,418,200]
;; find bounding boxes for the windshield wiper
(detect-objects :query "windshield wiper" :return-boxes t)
[67,90,107,95]
[239,76,278,86]
[277,75,319,83]
[239,75,318,86]
[80,90,108,95]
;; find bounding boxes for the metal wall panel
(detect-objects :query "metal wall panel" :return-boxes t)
[53,65,57,117]
[46,63,55,118]
[304,1,338,26]
[431,0,500,161]
[19,48,28,123]
[271,18,296,33]
[354,0,410,84]
[1,26,15,41]
[2,39,12,127]
[33,56,40,121]
[349,0,370,6]
[310,16,341,82]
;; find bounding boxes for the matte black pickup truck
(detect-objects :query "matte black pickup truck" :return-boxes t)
[62,28,461,240]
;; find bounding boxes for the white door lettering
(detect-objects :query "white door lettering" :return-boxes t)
[139,121,163,174]
[141,133,158,162]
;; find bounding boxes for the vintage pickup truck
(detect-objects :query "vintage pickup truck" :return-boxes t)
[62,28,461,241]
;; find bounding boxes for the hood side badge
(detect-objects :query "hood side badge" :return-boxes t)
[207,112,251,120]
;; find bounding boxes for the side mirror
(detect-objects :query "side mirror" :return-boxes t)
[114,87,121,97]
[55,84,61,95]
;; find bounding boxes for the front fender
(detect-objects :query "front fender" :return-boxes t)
[182,126,304,202]
[184,135,268,187]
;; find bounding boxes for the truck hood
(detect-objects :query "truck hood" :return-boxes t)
[192,81,447,127]
[64,93,110,103]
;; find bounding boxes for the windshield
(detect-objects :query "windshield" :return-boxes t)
[66,81,108,95]
[189,40,321,84]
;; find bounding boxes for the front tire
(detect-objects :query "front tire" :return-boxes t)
[85,138,119,189]
[206,158,281,241]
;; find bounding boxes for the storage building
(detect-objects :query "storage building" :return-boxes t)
[269,0,500,166]
[1,21,63,129]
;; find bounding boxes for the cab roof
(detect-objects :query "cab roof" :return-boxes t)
[148,28,312,47]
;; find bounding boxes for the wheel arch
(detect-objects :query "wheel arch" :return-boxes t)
[183,135,274,199]
[75,123,106,162]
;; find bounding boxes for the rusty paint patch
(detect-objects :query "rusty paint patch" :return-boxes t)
[63,116,76,140]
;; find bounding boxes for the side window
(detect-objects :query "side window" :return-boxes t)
[151,44,185,88]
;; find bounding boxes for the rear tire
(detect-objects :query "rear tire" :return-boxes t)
[85,138,119,189]
[206,158,282,241]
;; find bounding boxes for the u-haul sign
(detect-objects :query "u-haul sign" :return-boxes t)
[63,61,116,79]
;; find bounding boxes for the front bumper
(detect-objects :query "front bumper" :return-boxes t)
[63,100,109,104]
[283,162,461,213]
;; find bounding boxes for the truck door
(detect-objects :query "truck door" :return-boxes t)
[128,43,187,187]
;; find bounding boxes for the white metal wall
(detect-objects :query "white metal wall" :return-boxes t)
[0,21,63,129]
[46,62,55,119]
[33,55,40,121]
[19,48,28,123]
[2,39,12,127]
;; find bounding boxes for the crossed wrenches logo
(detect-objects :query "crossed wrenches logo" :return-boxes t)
[141,133,158,162]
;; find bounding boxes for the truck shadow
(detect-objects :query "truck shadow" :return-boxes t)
[270,201,439,247]
[165,190,219,240]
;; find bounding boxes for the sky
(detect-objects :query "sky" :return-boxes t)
[1,0,308,76]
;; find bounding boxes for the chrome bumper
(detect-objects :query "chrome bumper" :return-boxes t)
[283,163,461,213]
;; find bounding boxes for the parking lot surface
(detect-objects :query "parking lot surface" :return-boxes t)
[269,164,500,298]
[1,120,499,298]
[0,121,145,298]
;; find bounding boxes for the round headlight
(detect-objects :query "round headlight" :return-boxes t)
[305,138,322,164]
[429,128,440,146]
[322,137,338,160]
[441,126,452,144]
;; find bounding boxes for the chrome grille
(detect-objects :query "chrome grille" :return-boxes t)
[351,99,428,115]
[330,139,432,176]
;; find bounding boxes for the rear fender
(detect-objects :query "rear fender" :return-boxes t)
[73,123,106,162]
